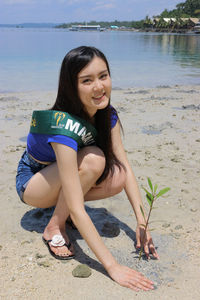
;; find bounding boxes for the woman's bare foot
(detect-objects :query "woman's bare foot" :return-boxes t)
[43,226,74,259]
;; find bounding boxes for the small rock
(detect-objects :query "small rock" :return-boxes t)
[196,139,200,142]
[162,223,170,228]
[181,189,189,194]
[35,253,46,259]
[0,245,2,251]
[175,225,183,230]
[172,233,181,239]
[72,264,92,278]
[27,257,33,262]
[182,104,200,110]
[37,260,51,268]
[171,157,180,163]
[21,240,31,245]
[190,208,197,212]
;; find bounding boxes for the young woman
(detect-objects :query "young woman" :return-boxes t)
[16,46,158,292]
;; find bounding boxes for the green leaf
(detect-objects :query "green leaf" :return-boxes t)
[156,187,170,198]
[154,184,158,193]
[146,194,153,206]
[140,205,145,218]
[142,187,154,202]
[147,177,153,192]
[149,228,156,231]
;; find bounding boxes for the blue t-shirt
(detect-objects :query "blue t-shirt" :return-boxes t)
[27,106,118,162]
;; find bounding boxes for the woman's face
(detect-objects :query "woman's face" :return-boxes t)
[77,56,112,118]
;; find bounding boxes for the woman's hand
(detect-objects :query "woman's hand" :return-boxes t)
[107,263,154,291]
[136,223,159,259]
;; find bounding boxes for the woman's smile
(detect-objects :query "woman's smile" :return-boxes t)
[92,93,106,101]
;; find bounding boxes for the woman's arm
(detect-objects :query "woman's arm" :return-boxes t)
[51,143,117,269]
[51,142,154,290]
[111,122,159,259]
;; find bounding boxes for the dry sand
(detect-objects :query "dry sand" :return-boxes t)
[0,85,200,300]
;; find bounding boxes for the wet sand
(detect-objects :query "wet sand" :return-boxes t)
[0,85,200,299]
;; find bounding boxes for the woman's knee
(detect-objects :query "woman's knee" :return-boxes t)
[78,146,106,178]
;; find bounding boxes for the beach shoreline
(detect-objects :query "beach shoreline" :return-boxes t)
[0,85,200,299]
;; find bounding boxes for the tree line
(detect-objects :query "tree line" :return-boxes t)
[159,0,200,18]
[56,0,200,30]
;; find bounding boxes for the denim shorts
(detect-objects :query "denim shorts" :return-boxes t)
[16,150,47,203]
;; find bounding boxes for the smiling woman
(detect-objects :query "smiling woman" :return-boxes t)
[77,56,112,117]
[16,46,158,292]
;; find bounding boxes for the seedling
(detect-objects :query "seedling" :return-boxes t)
[139,178,170,260]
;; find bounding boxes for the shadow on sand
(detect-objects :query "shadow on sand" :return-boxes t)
[21,205,137,276]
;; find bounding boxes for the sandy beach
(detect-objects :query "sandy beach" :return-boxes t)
[0,85,200,300]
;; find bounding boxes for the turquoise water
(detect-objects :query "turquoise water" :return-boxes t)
[0,28,200,92]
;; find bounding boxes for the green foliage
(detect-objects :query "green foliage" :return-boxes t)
[139,178,170,260]
[148,177,153,192]
[184,0,200,15]
[194,9,200,16]
[156,187,170,198]
[160,0,200,18]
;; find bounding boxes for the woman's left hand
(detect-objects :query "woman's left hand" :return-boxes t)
[135,223,159,260]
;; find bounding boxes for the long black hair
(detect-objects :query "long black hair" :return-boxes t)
[51,46,124,184]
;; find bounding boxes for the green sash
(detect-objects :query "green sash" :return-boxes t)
[30,110,97,147]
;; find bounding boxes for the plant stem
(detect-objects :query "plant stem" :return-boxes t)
[139,198,154,260]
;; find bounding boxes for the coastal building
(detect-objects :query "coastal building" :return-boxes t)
[189,18,200,26]
[152,17,200,29]
[110,25,119,29]
[69,25,103,31]
[163,18,173,23]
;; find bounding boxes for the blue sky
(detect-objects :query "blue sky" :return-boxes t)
[0,0,182,24]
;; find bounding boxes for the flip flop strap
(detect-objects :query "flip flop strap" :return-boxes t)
[47,239,71,249]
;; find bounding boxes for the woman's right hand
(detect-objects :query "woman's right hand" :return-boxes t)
[107,263,154,292]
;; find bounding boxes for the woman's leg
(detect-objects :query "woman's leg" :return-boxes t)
[66,164,126,229]
[23,146,106,257]
[84,165,126,201]
[23,146,126,258]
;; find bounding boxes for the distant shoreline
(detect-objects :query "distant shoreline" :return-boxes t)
[0,25,196,34]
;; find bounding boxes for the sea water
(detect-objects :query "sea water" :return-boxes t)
[0,28,200,92]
